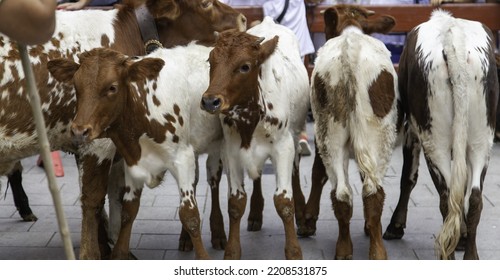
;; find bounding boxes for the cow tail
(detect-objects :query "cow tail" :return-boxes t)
[436,25,469,259]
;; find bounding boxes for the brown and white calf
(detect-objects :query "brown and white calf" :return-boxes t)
[201,17,310,260]
[48,44,223,259]
[310,4,400,260]
[0,0,245,259]
[384,10,498,259]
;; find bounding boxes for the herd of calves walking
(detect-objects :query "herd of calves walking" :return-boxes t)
[0,1,499,260]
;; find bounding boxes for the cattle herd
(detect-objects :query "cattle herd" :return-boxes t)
[0,0,498,260]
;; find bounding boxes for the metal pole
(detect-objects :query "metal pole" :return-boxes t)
[17,43,76,260]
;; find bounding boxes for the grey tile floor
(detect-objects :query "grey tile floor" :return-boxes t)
[1,123,500,260]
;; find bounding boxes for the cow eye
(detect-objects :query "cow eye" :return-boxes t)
[239,63,251,73]
[201,0,212,9]
[108,84,118,95]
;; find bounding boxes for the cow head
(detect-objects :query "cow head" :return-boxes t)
[201,30,278,114]
[147,0,247,47]
[323,4,396,40]
[47,48,164,146]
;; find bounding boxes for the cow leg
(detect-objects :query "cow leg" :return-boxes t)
[174,147,210,260]
[247,177,264,231]
[272,137,303,260]
[107,157,125,244]
[111,183,142,260]
[462,143,490,260]
[206,153,227,250]
[9,162,37,222]
[78,154,113,260]
[292,157,306,237]
[363,187,387,260]
[463,188,482,260]
[225,188,247,260]
[299,142,328,237]
[422,151,456,259]
[384,124,421,240]
[178,156,201,252]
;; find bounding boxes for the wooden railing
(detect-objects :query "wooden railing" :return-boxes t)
[235,3,500,75]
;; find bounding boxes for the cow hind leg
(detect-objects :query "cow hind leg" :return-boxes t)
[462,148,490,260]
[9,163,37,221]
[247,177,264,231]
[384,125,421,240]
[300,145,328,237]
[463,187,481,260]
[423,154,457,259]
[291,158,306,236]
[357,159,387,260]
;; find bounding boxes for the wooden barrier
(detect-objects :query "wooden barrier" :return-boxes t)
[235,3,500,75]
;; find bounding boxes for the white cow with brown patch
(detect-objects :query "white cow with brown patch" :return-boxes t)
[200,17,309,260]
[0,0,246,259]
[384,10,499,260]
[48,44,223,259]
[310,4,400,260]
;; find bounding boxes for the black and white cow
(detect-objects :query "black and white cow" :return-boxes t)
[385,9,499,259]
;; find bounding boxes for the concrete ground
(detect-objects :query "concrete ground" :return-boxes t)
[1,123,500,260]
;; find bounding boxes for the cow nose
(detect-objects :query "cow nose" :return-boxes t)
[71,124,92,146]
[201,96,222,113]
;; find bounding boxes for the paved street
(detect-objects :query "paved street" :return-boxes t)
[1,123,500,260]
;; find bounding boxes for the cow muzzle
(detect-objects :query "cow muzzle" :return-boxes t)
[201,95,223,114]
[71,124,93,146]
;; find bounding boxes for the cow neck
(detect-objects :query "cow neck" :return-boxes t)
[134,5,163,54]
[223,83,264,149]
[112,6,148,56]
[107,84,151,167]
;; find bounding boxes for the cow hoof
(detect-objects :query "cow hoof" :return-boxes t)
[211,236,227,250]
[455,235,467,251]
[335,255,353,260]
[178,238,194,252]
[128,251,138,260]
[247,219,262,231]
[296,217,317,237]
[21,213,38,222]
[383,223,405,240]
[223,250,241,260]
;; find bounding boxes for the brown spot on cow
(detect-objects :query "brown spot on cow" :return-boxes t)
[165,113,176,123]
[173,104,181,116]
[368,69,395,118]
[50,38,61,49]
[267,103,274,110]
[152,95,161,106]
[101,34,111,48]
[264,116,279,126]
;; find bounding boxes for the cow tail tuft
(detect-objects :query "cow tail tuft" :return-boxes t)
[435,25,469,259]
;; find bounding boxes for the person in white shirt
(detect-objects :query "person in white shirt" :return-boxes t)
[221,0,315,59]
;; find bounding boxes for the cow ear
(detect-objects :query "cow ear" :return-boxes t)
[258,36,278,63]
[361,15,396,34]
[146,0,180,20]
[47,59,79,83]
[323,7,339,40]
[128,58,165,81]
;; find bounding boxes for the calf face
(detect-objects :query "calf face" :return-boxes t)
[201,30,278,114]
[151,0,247,48]
[323,4,396,40]
[47,48,164,145]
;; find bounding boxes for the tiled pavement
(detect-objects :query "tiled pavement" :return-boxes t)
[1,123,500,260]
